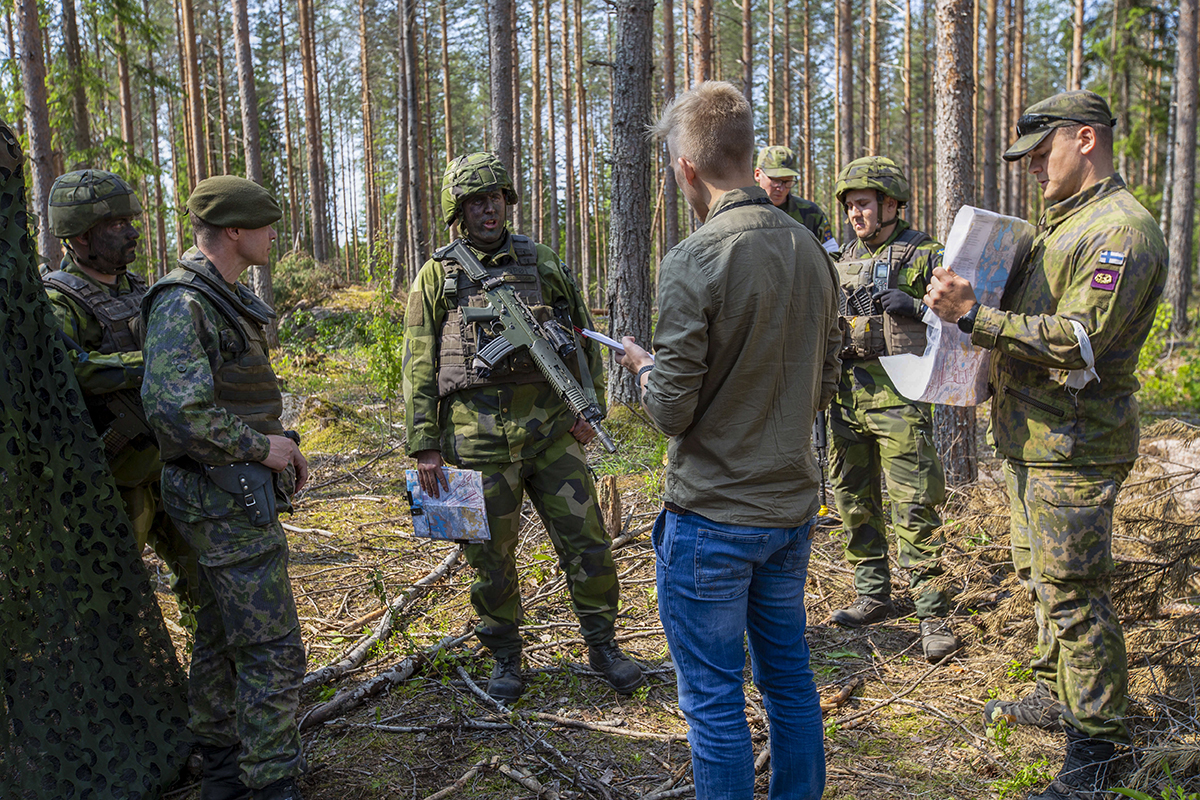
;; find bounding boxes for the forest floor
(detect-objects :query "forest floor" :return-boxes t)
[155,286,1200,800]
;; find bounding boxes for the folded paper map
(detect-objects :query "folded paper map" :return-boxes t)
[405,468,490,541]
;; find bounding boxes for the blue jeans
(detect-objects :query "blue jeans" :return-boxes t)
[654,509,825,800]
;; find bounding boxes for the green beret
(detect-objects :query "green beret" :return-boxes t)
[188,175,282,228]
[1003,90,1116,162]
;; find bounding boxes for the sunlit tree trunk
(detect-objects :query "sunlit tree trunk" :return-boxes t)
[544,0,560,253]
[743,0,753,108]
[609,0,654,405]
[144,0,169,279]
[115,18,135,171]
[868,0,879,154]
[298,0,329,260]
[1166,0,1197,335]
[663,0,679,250]
[233,0,273,326]
[561,0,577,271]
[181,0,206,185]
[573,0,590,300]
[401,0,426,269]
[489,0,513,171]
[934,0,977,485]
[213,6,231,175]
[440,0,452,165]
[693,0,711,83]
[838,0,853,238]
[16,0,57,265]
[531,0,543,242]
[279,0,300,250]
[981,0,998,210]
[357,0,378,273]
[1070,0,1084,90]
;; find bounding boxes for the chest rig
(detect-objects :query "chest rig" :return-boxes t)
[143,262,285,452]
[437,235,556,398]
[43,268,146,353]
[835,228,930,360]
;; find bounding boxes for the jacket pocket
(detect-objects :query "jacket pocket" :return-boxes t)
[995,384,1075,461]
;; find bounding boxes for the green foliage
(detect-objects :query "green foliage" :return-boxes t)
[366,285,406,405]
[987,718,1054,798]
[274,251,333,311]
[1005,660,1034,683]
[1113,764,1200,800]
[1136,305,1200,412]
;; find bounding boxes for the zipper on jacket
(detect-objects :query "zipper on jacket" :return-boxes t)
[1004,386,1066,418]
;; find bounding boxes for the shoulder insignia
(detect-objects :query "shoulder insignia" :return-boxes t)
[1098,250,1126,266]
[1091,268,1119,291]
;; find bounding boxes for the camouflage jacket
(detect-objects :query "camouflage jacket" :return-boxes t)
[974,174,1167,465]
[402,233,605,467]
[44,258,160,487]
[140,247,275,466]
[835,219,942,410]
[780,195,835,248]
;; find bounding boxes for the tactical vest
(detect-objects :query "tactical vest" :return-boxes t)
[43,268,146,353]
[142,260,285,454]
[436,235,555,398]
[835,228,930,360]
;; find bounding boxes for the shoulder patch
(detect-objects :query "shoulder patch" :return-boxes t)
[1091,268,1119,291]
[1098,250,1126,266]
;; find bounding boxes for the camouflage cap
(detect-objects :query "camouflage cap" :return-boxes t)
[441,152,518,228]
[1003,90,1117,162]
[187,175,282,228]
[756,146,800,178]
[48,170,143,238]
[834,156,911,205]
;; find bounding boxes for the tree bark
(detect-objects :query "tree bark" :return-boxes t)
[488,0,514,170]
[934,0,977,486]
[981,0,998,210]
[1166,0,1197,335]
[838,0,853,238]
[512,0,525,233]
[144,0,169,279]
[693,0,711,83]
[1071,0,1084,90]
[115,18,135,170]
[561,0,577,271]
[608,0,654,405]
[544,0,560,253]
[401,0,426,269]
[531,0,543,242]
[213,5,231,175]
[15,0,57,265]
[743,0,753,108]
[663,0,680,251]
[233,0,274,323]
[298,0,329,260]
[62,0,90,161]
[357,0,378,274]
[868,0,879,154]
[280,0,301,250]
[181,0,206,185]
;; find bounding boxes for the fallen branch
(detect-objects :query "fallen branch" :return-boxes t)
[304,545,463,688]
[834,652,955,729]
[820,676,863,713]
[640,784,695,800]
[529,712,687,742]
[423,756,494,800]
[282,522,338,537]
[299,631,473,730]
[498,762,560,800]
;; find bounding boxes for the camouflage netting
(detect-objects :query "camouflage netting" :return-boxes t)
[0,121,192,796]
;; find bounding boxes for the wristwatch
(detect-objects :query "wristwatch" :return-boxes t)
[956,302,981,334]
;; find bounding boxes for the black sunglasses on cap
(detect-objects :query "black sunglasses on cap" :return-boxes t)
[1016,113,1115,137]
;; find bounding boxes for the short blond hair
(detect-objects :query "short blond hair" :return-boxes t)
[650,81,754,181]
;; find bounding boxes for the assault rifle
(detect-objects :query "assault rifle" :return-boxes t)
[57,331,153,458]
[433,238,617,453]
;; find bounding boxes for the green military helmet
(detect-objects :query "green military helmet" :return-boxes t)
[834,156,911,206]
[440,152,518,228]
[48,169,143,239]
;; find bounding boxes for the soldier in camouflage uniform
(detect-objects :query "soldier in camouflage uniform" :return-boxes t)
[141,176,309,800]
[827,156,960,663]
[927,91,1167,800]
[42,170,198,613]
[755,145,838,253]
[403,152,642,703]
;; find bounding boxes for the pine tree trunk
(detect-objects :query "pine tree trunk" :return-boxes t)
[489,0,514,171]
[62,0,90,160]
[144,0,169,279]
[573,0,589,302]
[280,0,301,251]
[181,0,206,185]
[608,0,654,405]
[531,0,543,242]
[440,0,452,165]
[694,0,711,83]
[512,0,526,233]
[15,0,57,265]
[401,0,426,268]
[1166,0,1197,335]
[934,0,977,486]
[213,6,231,175]
[299,0,329,260]
[1012,0,1025,219]
[544,0,560,254]
[743,0,753,106]
[903,0,912,204]
[981,0,998,210]
[663,0,680,250]
[868,0,879,154]
[838,0,853,238]
[357,0,377,273]
[1071,0,1084,90]
[561,0,577,272]
[115,18,135,169]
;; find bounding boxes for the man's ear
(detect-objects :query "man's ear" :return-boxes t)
[1078,125,1097,156]
[678,155,699,187]
[224,227,241,242]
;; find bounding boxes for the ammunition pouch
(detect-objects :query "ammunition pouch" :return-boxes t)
[836,227,932,360]
[841,314,886,360]
[204,461,277,527]
[883,312,928,357]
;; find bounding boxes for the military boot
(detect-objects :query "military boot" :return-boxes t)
[486,652,524,704]
[588,640,646,694]
[983,680,1065,730]
[831,595,895,627]
[1027,727,1116,800]
[199,743,251,800]
[253,777,304,800]
[919,617,961,663]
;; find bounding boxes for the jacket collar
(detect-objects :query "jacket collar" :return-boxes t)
[1042,174,1126,229]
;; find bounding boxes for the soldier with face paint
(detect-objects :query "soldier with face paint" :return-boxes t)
[42,169,198,620]
[402,152,643,704]
[926,90,1168,800]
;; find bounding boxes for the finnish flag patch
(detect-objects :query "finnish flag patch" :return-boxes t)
[1098,250,1126,266]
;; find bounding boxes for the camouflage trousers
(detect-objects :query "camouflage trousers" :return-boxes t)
[122,480,199,619]
[463,433,620,659]
[1004,460,1130,743]
[163,463,306,788]
[829,400,948,617]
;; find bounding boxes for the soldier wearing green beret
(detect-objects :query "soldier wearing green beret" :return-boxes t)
[141,175,310,800]
[755,145,838,253]
[926,90,1168,800]
[402,152,643,703]
[826,156,960,664]
[42,168,198,626]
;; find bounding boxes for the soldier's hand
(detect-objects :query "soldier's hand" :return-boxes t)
[873,287,923,318]
[924,266,978,322]
[570,418,596,445]
[415,449,449,499]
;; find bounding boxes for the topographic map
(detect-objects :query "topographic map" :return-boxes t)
[405,468,490,541]
[881,205,1036,406]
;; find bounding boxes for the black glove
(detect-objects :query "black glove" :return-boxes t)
[874,288,923,319]
[126,364,146,386]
